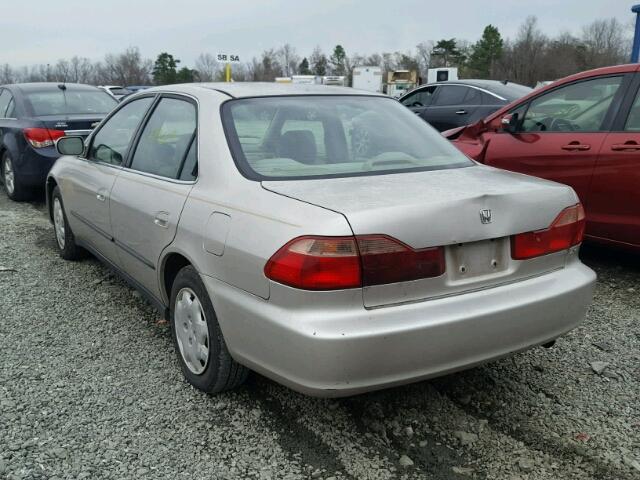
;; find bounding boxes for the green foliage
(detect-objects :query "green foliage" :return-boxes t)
[467,25,504,78]
[298,57,311,75]
[312,54,328,76]
[432,39,465,67]
[153,52,180,85]
[330,44,347,75]
[176,67,196,83]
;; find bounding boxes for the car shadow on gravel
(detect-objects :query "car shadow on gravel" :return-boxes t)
[580,243,640,272]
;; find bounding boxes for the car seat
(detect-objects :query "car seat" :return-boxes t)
[277,130,317,164]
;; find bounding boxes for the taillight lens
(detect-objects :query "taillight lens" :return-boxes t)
[264,235,445,290]
[357,235,445,286]
[23,128,66,148]
[511,204,585,260]
[264,236,361,290]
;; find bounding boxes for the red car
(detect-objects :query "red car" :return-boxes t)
[445,64,640,251]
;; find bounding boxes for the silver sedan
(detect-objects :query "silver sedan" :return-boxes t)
[46,83,596,397]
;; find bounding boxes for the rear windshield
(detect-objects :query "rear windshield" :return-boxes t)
[24,89,118,116]
[222,95,473,180]
[109,87,132,96]
[489,82,532,101]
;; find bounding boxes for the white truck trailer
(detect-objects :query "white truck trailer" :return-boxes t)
[352,66,383,92]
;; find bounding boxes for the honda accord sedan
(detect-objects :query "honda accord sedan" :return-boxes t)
[46,83,596,397]
[0,82,118,201]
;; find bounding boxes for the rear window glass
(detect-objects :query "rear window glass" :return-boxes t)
[109,87,132,96]
[223,96,472,180]
[487,83,532,101]
[24,89,118,116]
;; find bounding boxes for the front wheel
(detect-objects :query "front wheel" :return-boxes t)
[170,266,248,393]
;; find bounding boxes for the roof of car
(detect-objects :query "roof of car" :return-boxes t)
[144,82,383,98]
[6,82,103,92]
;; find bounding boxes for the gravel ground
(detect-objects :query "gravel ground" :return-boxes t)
[0,189,638,480]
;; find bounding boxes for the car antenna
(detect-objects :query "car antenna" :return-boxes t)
[501,79,509,85]
[58,79,67,91]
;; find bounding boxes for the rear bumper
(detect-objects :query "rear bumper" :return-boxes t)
[16,147,58,188]
[205,260,596,397]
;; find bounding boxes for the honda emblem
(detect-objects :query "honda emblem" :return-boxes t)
[479,209,492,224]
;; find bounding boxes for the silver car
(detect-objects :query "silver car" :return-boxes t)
[46,83,596,397]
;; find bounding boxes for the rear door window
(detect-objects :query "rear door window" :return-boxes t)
[433,86,469,106]
[623,86,640,131]
[179,140,198,181]
[463,87,483,105]
[129,97,197,179]
[88,97,154,165]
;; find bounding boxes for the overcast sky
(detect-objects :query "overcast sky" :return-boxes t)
[0,0,634,67]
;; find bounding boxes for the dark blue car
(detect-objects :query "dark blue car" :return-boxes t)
[0,83,118,201]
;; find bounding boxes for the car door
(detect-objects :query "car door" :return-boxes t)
[400,86,438,120]
[109,95,197,299]
[586,76,640,246]
[421,85,481,131]
[481,74,631,205]
[62,96,155,262]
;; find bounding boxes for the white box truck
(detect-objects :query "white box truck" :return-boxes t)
[352,66,383,92]
[426,67,458,84]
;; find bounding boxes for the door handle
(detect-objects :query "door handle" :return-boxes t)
[611,142,640,151]
[455,110,467,115]
[96,193,106,202]
[153,211,170,228]
[561,143,590,151]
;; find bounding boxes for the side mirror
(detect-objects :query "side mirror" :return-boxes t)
[498,113,519,133]
[492,113,518,133]
[56,136,85,156]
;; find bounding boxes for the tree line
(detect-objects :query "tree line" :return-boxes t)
[0,16,631,88]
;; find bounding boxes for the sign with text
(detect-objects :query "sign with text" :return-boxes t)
[216,54,240,63]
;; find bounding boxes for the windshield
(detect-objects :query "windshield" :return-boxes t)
[24,88,118,116]
[223,96,473,180]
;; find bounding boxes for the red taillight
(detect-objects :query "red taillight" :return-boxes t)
[264,235,445,290]
[357,235,445,286]
[23,128,66,149]
[264,236,361,290]
[511,204,585,260]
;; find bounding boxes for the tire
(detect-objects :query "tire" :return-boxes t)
[170,265,248,393]
[1,151,30,201]
[51,186,82,260]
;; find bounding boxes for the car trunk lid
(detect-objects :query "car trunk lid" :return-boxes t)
[263,165,578,307]
[35,114,105,137]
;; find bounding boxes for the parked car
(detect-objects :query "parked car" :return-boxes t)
[98,85,133,101]
[0,82,118,201]
[399,80,532,131]
[125,85,152,92]
[444,64,640,251]
[47,83,595,397]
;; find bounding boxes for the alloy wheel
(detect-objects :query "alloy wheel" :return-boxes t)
[3,158,14,195]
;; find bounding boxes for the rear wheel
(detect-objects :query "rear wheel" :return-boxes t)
[170,265,248,393]
[1,152,30,201]
[51,186,81,260]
